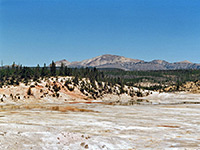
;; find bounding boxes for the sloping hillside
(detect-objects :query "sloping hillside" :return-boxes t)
[54,54,200,70]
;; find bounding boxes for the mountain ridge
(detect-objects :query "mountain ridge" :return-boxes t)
[54,54,200,71]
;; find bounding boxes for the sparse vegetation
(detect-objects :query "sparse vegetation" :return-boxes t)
[27,87,32,95]
[1,63,200,96]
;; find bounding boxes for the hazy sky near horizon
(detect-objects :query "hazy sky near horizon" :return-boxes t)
[0,0,200,66]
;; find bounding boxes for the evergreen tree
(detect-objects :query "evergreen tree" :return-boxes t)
[59,63,64,76]
[41,63,48,77]
[34,64,40,81]
[73,76,79,85]
[50,61,56,76]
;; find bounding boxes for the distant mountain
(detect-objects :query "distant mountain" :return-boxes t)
[54,54,200,71]
[55,59,70,66]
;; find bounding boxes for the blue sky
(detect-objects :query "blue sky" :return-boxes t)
[0,0,200,66]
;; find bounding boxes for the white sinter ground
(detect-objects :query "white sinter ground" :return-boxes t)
[0,92,200,149]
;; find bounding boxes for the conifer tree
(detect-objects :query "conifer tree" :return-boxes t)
[50,61,56,76]
[59,63,64,76]
[41,63,48,77]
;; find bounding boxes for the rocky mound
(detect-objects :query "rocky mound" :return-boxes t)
[0,76,150,103]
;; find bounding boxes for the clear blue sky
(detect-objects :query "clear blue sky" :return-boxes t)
[0,0,200,66]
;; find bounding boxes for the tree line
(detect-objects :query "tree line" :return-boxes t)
[0,61,113,87]
[2,61,200,90]
[102,69,200,90]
